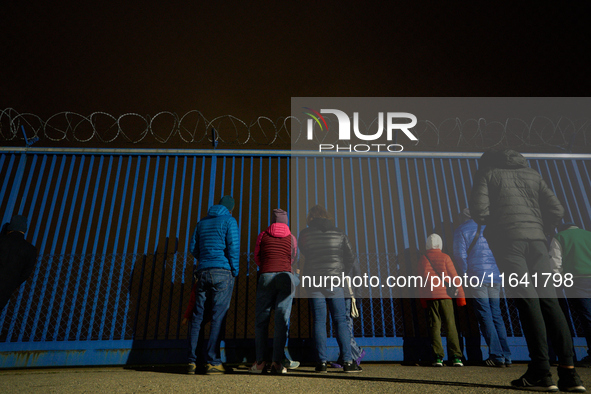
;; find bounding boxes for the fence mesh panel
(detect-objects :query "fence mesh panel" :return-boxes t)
[1,252,585,344]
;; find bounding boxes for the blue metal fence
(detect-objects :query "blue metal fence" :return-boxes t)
[0,148,590,367]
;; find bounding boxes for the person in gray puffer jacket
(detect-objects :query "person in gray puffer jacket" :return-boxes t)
[298,205,361,373]
[470,149,584,392]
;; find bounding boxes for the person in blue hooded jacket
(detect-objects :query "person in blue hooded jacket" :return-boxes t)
[187,196,240,375]
[453,208,511,367]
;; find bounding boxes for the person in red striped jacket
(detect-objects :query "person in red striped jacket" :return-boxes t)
[249,209,298,374]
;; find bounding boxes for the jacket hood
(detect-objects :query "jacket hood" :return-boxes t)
[266,222,292,237]
[309,217,334,232]
[426,234,443,250]
[208,204,231,217]
[488,149,529,169]
[7,215,28,233]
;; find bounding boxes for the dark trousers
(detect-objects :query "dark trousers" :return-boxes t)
[489,238,574,371]
[426,299,462,360]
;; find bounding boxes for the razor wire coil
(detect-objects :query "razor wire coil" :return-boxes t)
[1,108,589,152]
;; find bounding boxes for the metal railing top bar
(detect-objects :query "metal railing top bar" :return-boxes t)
[1,147,591,160]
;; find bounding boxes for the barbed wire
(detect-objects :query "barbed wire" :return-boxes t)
[1,108,589,152]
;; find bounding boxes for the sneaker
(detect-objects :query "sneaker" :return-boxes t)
[315,362,327,373]
[270,362,287,374]
[187,362,196,375]
[557,367,586,392]
[206,363,225,375]
[577,356,591,368]
[282,358,300,369]
[355,349,366,366]
[343,361,362,373]
[511,371,558,392]
[432,358,444,367]
[506,361,513,368]
[249,361,266,374]
[484,358,505,368]
[452,357,464,367]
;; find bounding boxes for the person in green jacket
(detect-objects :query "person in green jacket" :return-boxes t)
[550,222,591,368]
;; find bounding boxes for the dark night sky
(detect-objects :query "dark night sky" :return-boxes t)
[1,2,588,147]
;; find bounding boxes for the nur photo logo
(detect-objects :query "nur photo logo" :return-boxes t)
[303,108,418,152]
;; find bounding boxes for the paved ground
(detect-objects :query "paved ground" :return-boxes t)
[1,363,590,393]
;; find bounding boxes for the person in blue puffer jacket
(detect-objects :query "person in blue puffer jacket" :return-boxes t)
[453,207,511,367]
[187,196,240,375]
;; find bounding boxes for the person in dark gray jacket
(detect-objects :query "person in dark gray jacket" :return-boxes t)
[298,205,361,373]
[0,215,37,311]
[470,149,584,392]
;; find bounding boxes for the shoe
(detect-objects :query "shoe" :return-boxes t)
[452,357,464,367]
[343,361,362,373]
[355,349,366,366]
[270,362,287,374]
[282,358,300,369]
[577,356,591,368]
[249,361,266,374]
[187,362,196,375]
[315,362,327,373]
[511,371,558,392]
[206,363,225,375]
[557,367,586,392]
[432,358,444,367]
[484,358,505,368]
[506,362,513,368]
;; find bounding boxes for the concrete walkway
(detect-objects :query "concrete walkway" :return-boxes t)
[1,363,590,393]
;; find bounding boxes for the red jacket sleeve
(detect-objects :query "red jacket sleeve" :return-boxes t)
[184,283,197,319]
[291,234,298,266]
[254,232,265,266]
[419,255,429,309]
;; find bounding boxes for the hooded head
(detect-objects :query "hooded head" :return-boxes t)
[219,196,235,212]
[8,215,28,233]
[426,233,443,250]
[271,208,288,224]
[478,149,499,170]
[480,149,528,170]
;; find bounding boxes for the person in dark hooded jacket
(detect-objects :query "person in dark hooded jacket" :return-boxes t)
[470,149,584,391]
[0,215,37,311]
[298,205,361,373]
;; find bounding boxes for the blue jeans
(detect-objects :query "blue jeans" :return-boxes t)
[566,277,591,357]
[309,287,352,363]
[188,268,235,365]
[335,298,362,363]
[255,272,295,362]
[470,283,512,364]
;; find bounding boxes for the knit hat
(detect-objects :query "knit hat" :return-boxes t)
[8,215,28,233]
[426,233,443,250]
[219,196,235,212]
[271,208,288,224]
